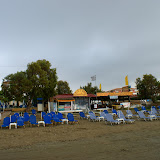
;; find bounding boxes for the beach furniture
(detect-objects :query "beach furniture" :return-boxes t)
[148,108,160,119]
[17,116,24,121]
[9,115,17,129]
[47,113,53,120]
[67,113,78,124]
[14,113,20,119]
[89,112,98,121]
[126,110,139,118]
[86,111,93,118]
[50,111,56,116]
[57,113,68,124]
[32,109,36,115]
[100,112,108,121]
[57,112,65,120]
[89,111,93,114]
[141,106,148,113]
[17,118,25,128]
[112,109,117,116]
[100,112,112,121]
[151,107,159,115]
[105,113,121,125]
[137,111,155,121]
[29,115,38,127]
[47,113,52,116]
[41,111,46,120]
[53,114,62,125]
[24,112,29,116]
[117,111,135,123]
[1,117,10,129]
[42,111,46,117]
[149,107,157,115]
[158,106,160,113]
[24,114,29,122]
[134,108,139,113]
[100,112,106,118]
[89,112,104,122]
[43,115,53,126]
[103,110,108,114]
[11,115,17,123]
[79,112,87,119]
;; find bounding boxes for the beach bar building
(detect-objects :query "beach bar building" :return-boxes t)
[97,91,133,101]
[50,89,96,112]
[96,91,133,109]
[73,89,96,111]
[51,94,75,112]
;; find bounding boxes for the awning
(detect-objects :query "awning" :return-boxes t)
[57,99,75,102]
[97,92,133,97]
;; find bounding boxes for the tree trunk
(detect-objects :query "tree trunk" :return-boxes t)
[26,99,32,112]
[17,101,19,107]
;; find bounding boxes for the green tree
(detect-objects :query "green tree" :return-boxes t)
[1,71,30,106]
[1,59,58,108]
[135,74,160,102]
[26,59,57,101]
[80,82,100,94]
[56,80,72,95]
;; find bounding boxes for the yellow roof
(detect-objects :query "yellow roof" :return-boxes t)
[73,89,87,97]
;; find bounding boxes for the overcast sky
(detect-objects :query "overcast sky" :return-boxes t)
[0,0,160,92]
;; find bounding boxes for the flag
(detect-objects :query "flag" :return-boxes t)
[125,75,129,86]
[91,75,96,81]
[99,83,101,91]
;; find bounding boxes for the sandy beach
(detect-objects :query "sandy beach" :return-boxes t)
[0,112,160,160]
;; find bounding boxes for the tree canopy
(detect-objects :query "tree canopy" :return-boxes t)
[80,82,100,94]
[1,59,58,107]
[56,80,72,95]
[135,74,160,102]
[2,71,29,103]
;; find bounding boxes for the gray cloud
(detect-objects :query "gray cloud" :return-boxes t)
[0,0,160,92]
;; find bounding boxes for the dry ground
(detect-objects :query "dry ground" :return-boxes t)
[0,112,160,160]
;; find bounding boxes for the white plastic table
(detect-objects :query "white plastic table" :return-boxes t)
[9,123,17,129]
[116,118,125,124]
[148,115,157,120]
[126,114,132,118]
[86,115,90,119]
[97,116,105,122]
[62,119,69,124]
[38,121,45,127]
[110,113,116,116]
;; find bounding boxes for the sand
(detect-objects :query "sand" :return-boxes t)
[0,112,160,160]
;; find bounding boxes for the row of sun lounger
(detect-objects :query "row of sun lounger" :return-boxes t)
[1,106,160,128]
[80,106,160,125]
[1,111,79,129]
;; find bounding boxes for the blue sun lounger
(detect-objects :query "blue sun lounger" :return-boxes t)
[117,111,135,123]
[79,112,87,119]
[29,115,38,127]
[17,118,25,128]
[105,113,120,125]
[43,115,53,126]
[67,113,79,124]
[137,111,156,121]
[1,117,10,129]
